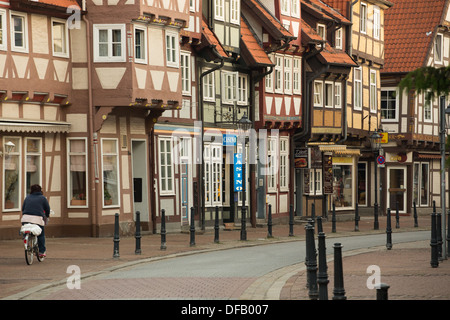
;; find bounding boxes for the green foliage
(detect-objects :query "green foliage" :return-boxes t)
[399,66,450,102]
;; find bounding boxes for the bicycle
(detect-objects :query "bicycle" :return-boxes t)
[20,223,45,265]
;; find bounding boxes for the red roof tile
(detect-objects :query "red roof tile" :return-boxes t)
[33,0,81,9]
[319,45,358,66]
[240,17,273,66]
[201,18,229,59]
[383,0,447,73]
[301,18,324,44]
[305,0,351,24]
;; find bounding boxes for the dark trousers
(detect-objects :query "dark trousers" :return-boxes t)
[22,223,45,254]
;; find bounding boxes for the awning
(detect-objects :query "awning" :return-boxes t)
[415,153,441,160]
[0,119,71,133]
[314,144,361,156]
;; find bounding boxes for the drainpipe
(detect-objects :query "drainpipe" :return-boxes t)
[198,49,224,230]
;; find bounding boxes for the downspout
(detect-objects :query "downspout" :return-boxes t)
[198,48,224,230]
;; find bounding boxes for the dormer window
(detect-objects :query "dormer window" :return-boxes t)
[435,33,443,64]
[335,28,342,49]
[317,24,326,41]
[230,0,240,25]
[214,0,224,21]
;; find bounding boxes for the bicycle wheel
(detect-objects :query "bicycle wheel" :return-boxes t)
[24,235,34,265]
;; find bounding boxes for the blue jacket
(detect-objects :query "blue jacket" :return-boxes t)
[22,192,51,218]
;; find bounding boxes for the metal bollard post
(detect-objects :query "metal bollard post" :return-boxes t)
[135,211,141,255]
[437,212,443,260]
[267,204,273,238]
[386,208,392,250]
[376,283,390,300]
[113,213,120,258]
[374,203,379,230]
[332,203,336,233]
[317,231,329,300]
[354,202,359,232]
[214,206,219,243]
[311,203,316,229]
[317,216,323,234]
[190,207,195,247]
[413,201,418,227]
[430,212,439,268]
[332,243,346,300]
[305,224,318,300]
[395,200,400,229]
[160,209,166,250]
[241,206,247,241]
[289,204,294,237]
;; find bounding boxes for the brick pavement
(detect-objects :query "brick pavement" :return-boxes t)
[1,214,449,300]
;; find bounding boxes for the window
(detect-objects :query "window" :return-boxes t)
[11,12,28,53]
[280,0,290,16]
[159,137,174,194]
[325,81,333,108]
[181,51,191,95]
[102,139,120,207]
[275,55,283,93]
[222,71,237,104]
[230,0,240,24]
[68,138,87,207]
[435,34,443,64]
[203,69,215,102]
[52,19,68,57]
[214,0,224,21]
[335,28,342,49]
[190,0,195,11]
[204,144,222,206]
[3,137,21,211]
[165,31,179,68]
[381,89,398,121]
[354,67,362,110]
[25,138,42,196]
[309,169,322,195]
[413,162,429,207]
[94,24,125,62]
[335,82,342,108]
[373,6,380,40]
[291,0,300,18]
[333,163,353,209]
[280,138,289,190]
[134,26,147,63]
[424,92,432,122]
[317,23,326,40]
[293,57,301,94]
[314,81,323,107]
[357,162,367,206]
[370,70,377,113]
[267,136,278,192]
[238,74,248,105]
[265,66,273,93]
[284,57,292,94]
[0,10,6,51]
[360,3,367,34]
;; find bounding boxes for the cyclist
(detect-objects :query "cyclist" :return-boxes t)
[21,184,51,258]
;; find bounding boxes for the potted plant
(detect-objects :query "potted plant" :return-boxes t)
[71,193,86,206]
[104,188,112,205]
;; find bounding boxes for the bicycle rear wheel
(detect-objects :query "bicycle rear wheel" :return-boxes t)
[24,235,34,265]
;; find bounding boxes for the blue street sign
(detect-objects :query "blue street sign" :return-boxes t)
[234,153,243,192]
[223,134,237,146]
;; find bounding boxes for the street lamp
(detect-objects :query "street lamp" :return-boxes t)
[237,112,252,241]
[370,130,382,230]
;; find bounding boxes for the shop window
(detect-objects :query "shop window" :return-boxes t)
[68,138,87,207]
[357,162,367,206]
[159,137,174,194]
[413,162,429,207]
[333,163,353,208]
[3,137,21,211]
[102,139,120,207]
[204,143,222,206]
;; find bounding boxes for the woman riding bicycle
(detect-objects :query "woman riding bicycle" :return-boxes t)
[21,184,51,258]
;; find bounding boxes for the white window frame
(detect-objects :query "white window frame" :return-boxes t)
[134,24,147,64]
[335,82,342,108]
[214,0,225,21]
[317,23,326,41]
[230,0,240,25]
[293,57,301,94]
[275,54,284,94]
[203,69,215,102]
[67,138,88,208]
[190,0,195,12]
[314,80,323,107]
[181,51,191,96]
[354,67,362,111]
[265,55,275,93]
[93,24,126,62]
[381,88,399,122]
[309,169,322,196]
[51,18,69,58]
[158,136,175,195]
[165,30,179,68]
[279,137,289,191]
[280,0,290,16]
[325,81,334,108]
[335,28,342,49]
[435,33,443,64]
[413,162,430,207]
[373,6,380,40]
[204,143,222,207]
[267,136,278,193]
[3,137,21,212]
[25,137,42,196]
[237,73,248,105]
[101,138,120,208]
[360,2,367,34]
[221,71,238,104]
[291,0,300,18]
[370,69,377,113]
[284,56,292,95]
[10,11,28,53]
[0,9,6,51]
[423,91,433,122]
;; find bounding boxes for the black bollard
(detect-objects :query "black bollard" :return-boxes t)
[267,204,273,238]
[135,211,141,255]
[354,202,359,232]
[413,201,418,227]
[430,212,439,268]
[241,206,247,241]
[374,203,379,230]
[311,203,316,229]
[160,209,166,250]
[113,213,120,258]
[289,204,294,237]
[214,206,219,243]
[376,283,390,300]
[317,216,323,234]
[190,207,195,247]
[437,213,443,260]
[305,224,318,300]
[332,243,346,300]
[317,231,329,300]
[386,208,392,250]
[332,203,336,233]
[395,200,400,229]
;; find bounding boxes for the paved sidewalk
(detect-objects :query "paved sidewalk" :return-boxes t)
[1,214,449,300]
